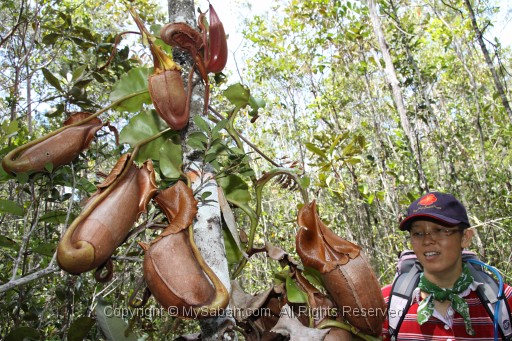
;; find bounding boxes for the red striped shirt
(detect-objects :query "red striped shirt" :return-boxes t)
[381,283,512,340]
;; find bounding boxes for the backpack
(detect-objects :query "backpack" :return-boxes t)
[387,250,512,341]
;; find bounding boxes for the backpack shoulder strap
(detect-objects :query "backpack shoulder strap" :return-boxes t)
[387,261,421,341]
[389,251,512,340]
[465,260,512,341]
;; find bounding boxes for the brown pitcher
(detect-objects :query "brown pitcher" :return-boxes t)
[141,181,228,318]
[2,112,103,175]
[57,154,157,277]
[296,201,385,336]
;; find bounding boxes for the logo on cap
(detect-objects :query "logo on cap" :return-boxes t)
[418,193,437,206]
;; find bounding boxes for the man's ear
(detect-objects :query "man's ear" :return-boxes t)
[461,228,474,248]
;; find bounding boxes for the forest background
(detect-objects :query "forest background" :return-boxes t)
[1,0,512,339]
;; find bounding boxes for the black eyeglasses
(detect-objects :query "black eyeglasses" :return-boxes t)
[409,227,463,243]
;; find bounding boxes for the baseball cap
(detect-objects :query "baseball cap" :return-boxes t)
[399,192,470,231]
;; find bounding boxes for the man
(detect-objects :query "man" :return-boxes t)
[381,192,512,340]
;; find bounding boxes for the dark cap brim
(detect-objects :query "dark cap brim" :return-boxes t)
[399,213,463,231]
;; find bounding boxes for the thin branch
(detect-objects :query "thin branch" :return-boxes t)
[208,106,281,167]
[110,256,143,263]
[0,265,59,293]
[11,183,40,281]
[0,0,25,47]
[471,216,512,230]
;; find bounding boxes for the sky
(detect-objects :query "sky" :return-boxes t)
[491,0,512,47]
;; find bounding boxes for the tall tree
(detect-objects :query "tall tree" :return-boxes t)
[463,0,512,121]
[367,0,429,192]
[166,0,232,339]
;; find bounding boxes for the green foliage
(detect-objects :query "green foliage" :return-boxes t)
[4,326,40,341]
[285,275,308,304]
[223,227,244,265]
[67,316,96,341]
[0,198,25,216]
[223,83,266,116]
[119,109,182,177]
[218,174,252,211]
[1,0,512,339]
[109,67,152,113]
[241,0,512,287]
[95,297,138,341]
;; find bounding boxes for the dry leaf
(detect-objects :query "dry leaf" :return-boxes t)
[271,305,330,341]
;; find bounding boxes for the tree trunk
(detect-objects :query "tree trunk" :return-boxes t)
[463,0,512,121]
[387,0,456,190]
[166,0,232,339]
[366,0,429,193]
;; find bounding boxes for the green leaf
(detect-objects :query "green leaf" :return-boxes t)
[187,137,206,150]
[346,156,362,164]
[273,267,291,284]
[217,174,256,223]
[298,176,310,189]
[71,37,95,50]
[0,235,19,251]
[119,110,176,163]
[358,183,369,196]
[285,275,308,304]
[74,78,93,89]
[222,227,243,265]
[3,119,19,136]
[223,83,250,108]
[72,65,88,82]
[187,132,208,151]
[159,139,182,179]
[212,119,228,136]
[0,165,11,182]
[188,131,208,144]
[204,152,218,164]
[109,67,151,112]
[32,242,56,257]
[303,267,326,289]
[44,162,54,173]
[42,32,60,45]
[92,72,107,83]
[119,110,168,147]
[5,326,40,341]
[42,68,63,92]
[193,115,211,132]
[40,210,69,224]
[68,316,95,341]
[95,297,138,341]
[217,174,252,209]
[248,95,266,116]
[75,25,96,42]
[305,143,327,160]
[77,177,97,193]
[138,139,166,162]
[0,199,24,216]
[328,133,344,156]
[16,172,29,184]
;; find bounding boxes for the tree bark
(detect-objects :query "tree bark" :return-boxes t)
[387,0,456,190]
[463,0,512,121]
[166,0,233,339]
[367,0,429,192]
[0,264,59,294]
